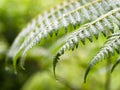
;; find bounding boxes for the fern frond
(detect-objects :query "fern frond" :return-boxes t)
[20,0,103,54]
[84,31,120,83]
[6,0,76,57]
[6,0,83,71]
[21,0,120,70]
[12,0,108,71]
[6,0,120,73]
[53,8,120,77]
[111,56,120,73]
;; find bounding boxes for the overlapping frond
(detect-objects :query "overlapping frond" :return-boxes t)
[84,31,120,83]
[7,0,78,59]
[53,8,120,77]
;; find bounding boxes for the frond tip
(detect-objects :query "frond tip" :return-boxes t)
[84,31,120,83]
[111,56,120,73]
[84,65,92,83]
[53,52,61,78]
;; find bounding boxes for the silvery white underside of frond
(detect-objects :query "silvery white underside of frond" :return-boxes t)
[6,0,120,82]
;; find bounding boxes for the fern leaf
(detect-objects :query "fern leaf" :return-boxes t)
[13,0,107,70]
[53,8,120,77]
[6,0,120,73]
[21,0,103,54]
[84,31,120,83]
[6,0,78,58]
[7,0,83,71]
[21,1,120,64]
[111,56,120,73]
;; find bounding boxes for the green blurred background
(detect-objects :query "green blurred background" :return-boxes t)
[0,0,120,90]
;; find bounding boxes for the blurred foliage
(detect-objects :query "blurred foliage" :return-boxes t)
[0,0,120,90]
[0,0,62,44]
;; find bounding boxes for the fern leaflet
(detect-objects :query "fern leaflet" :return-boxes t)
[111,56,120,73]
[84,31,120,83]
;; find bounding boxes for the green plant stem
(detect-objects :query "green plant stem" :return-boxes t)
[105,57,111,90]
